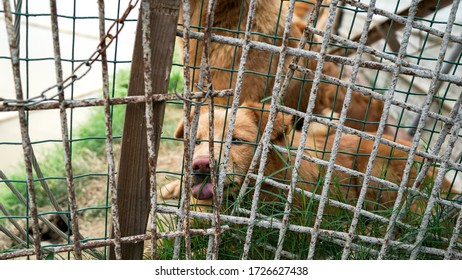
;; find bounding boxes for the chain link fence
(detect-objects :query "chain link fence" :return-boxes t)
[0,0,461,260]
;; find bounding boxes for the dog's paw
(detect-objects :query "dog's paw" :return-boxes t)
[158,181,182,200]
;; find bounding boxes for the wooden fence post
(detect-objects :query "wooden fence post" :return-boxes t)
[109,0,181,260]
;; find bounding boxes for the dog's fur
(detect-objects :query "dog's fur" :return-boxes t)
[160,102,457,217]
[178,0,384,131]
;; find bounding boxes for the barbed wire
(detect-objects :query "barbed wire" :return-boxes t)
[0,0,140,107]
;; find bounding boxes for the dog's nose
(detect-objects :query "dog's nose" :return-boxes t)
[192,156,210,173]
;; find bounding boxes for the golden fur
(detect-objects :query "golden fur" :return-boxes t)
[160,102,456,216]
[178,0,384,131]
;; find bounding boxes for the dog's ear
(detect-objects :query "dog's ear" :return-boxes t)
[244,102,293,142]
[174,106,209,139]
[174,119,185,139]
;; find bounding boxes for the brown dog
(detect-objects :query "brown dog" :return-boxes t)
[160,102,457,219]
[178,0,384,131]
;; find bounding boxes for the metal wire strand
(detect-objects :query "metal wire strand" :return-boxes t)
[174,28,462,87]
[2,0,462,261]
[173,0,193,260]
[239,0,299,260]
[272,0,318,260]
[300,0,343,260]
[200,0,222,260]
[157,205,462,259]
[2,0,42,260]
[323,0,377,259]
[49,0,83,260]
[98,0,123,260]
[378,0,461,259]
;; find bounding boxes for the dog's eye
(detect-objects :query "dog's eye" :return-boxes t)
[231,137,244,145]
[195,139,201,145]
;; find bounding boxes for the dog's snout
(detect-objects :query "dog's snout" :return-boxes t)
[192,156,210,173]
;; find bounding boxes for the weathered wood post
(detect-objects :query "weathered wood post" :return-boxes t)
[109,0,181,259]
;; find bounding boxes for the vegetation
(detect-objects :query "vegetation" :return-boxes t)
[1,61,460,260]
[155,178,460,260]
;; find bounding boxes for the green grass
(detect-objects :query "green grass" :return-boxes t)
[1,55,460,259]
[0,61,184,217]
[154,162,461,260]
[0,70,127,218]
[73,70,129,157]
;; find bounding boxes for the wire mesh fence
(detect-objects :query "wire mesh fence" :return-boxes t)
[0,0,461,260]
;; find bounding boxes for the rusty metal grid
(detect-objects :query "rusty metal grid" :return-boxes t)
[0,0,461,260]
[161,0,462,260]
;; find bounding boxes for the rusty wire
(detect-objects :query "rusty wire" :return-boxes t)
[140,0,161,260]
[228,0,324,246]
[445,207,462,259]
[294,0,341,260]
[172,0,227,259]
[313,0,376,259]
[377,0,459,260]
[0,0,140,260]
[1,0,140,108]
[2,0,462,260]
[157,205,462,259]
[0,225,229,260]
[258,0,304,260]
[2,0,42,260]
[199,0,221,260]
[173,28,462,87]
[49,0,83,260]
[216,0,262,229]
[172,0,193,260]
[338,0,400,259]
[0,90,233,113]
[98,0,122,260]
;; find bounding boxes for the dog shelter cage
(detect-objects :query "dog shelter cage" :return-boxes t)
[0,0,461,260]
